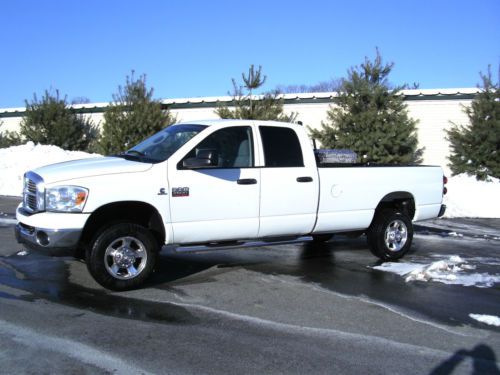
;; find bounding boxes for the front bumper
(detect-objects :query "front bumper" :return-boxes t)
[15,205,88,250]
[15,222,82,250]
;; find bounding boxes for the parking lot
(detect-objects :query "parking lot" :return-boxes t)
[1,196,499,374]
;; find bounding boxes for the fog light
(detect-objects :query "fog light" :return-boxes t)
[36,231,49,246]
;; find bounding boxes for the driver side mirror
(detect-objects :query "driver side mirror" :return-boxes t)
[182,148,219,169]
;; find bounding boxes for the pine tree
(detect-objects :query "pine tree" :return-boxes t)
[310,51,423,164]
[19,90,97,151]
[0,127,22,148]
[98,72,176,155]
[446,67,500,180]
[216,65,297,122]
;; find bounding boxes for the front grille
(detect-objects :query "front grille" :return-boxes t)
[26,193,37,211]
[27,180,37,193]
[23,172,44,213]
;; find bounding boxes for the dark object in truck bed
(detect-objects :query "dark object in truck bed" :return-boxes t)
[315,149,358,164]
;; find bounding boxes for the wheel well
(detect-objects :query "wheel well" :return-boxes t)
[375,192,416,220]
[80,201,165,249]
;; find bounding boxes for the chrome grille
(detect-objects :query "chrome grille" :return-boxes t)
[27,179,37,193]
[26,194,37,210]
[23,172,44,213]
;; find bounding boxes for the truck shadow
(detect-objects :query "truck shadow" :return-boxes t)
[148,238,359,288]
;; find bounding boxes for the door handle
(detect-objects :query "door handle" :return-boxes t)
[297,176,313,183]
[237,178,258,185]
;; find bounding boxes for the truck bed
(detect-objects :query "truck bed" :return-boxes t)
[313,165,444,233]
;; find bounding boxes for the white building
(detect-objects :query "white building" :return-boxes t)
[0,88,478,173]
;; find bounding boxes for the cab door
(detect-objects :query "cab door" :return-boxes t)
[257,125,319,237]
[167,125,260,244]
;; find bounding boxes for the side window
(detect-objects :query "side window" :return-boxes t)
[181,126,254,168]
[259,126,304,167]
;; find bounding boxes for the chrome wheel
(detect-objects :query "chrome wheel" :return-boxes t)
[384,219,408,252]
[104,236,148,280]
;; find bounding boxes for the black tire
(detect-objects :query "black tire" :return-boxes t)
[86,223,158,290]
[312,234,334,243]
[366,209,413,261]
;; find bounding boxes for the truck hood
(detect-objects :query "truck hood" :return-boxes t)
[32,156,153,184]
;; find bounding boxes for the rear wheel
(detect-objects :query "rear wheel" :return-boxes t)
[367,209,413,261]
[86,223,158,290]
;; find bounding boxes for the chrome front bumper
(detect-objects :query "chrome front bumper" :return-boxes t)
[15,222,82,249]
[15,205,89,250]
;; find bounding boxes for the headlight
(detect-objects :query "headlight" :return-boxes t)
[46,186,89,212]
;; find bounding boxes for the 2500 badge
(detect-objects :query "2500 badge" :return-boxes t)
[172,187,189,197]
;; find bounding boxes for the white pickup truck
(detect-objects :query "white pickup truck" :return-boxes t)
[16,120,447,290]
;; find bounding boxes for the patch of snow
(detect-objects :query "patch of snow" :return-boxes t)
[448,255,463,263]
[430,254,500,267]
[16,250,29,256]
[469,314,500,327]
[372,255,500,288]
[0,142,100,197]
[443,174,500,218]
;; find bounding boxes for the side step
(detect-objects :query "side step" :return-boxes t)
[167,236,313,253]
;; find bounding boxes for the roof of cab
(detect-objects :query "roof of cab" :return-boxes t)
[174,119,301,128]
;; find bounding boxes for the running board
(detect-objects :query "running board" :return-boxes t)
[167,236,313,253]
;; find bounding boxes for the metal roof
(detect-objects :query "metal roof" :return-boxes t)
[0,88,480,118]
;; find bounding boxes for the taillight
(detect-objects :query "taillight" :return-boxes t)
[443,175,448,195]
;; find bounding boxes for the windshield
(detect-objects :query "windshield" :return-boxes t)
[117,124,207,163]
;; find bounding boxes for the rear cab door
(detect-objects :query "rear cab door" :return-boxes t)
[256,123,319,237]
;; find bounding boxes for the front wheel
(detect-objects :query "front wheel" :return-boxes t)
[367,209,413,261]
[86,223,158,290]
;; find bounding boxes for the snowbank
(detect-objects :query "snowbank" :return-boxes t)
[0,142,100,197]
[443,174,500,218]
[0,143,499,218]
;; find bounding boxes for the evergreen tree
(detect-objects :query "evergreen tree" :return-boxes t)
[216,65,297,122]
[446,67,500,180]
[0,127,22,148]
[19,90,97,151]
[310,51,423,164]
[98,72,176,155]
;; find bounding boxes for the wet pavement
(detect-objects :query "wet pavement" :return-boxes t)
[1,196,499,374]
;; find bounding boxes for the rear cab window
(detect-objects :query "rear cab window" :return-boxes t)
[259,126,304,167]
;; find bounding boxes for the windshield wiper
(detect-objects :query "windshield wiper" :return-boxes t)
[113,150,145,158]
[125,150,146,156]
[113,150,158,163]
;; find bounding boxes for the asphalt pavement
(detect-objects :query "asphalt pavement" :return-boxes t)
[1,196,499,374]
